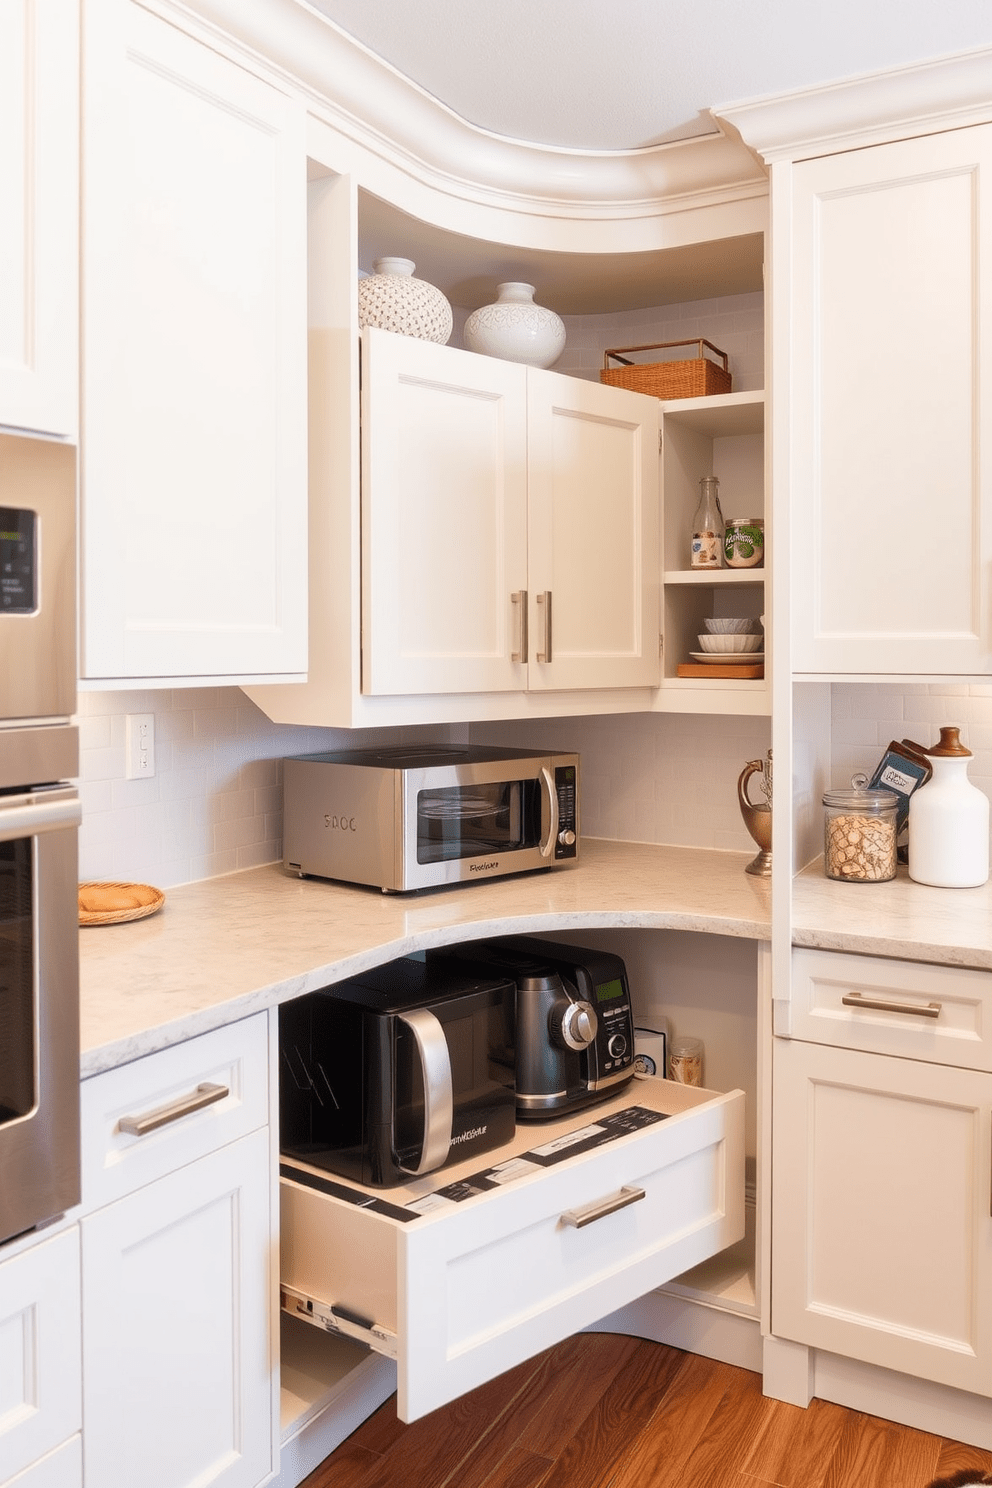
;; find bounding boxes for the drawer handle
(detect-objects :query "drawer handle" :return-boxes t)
[841,991,941,1020]
[118,1082,229,1137]
[561,1185,645,1230]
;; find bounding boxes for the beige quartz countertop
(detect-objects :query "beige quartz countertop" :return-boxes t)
[792,858,992,970]
[79,838,771,1077]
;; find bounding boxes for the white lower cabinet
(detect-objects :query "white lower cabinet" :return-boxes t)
[281,1077,744,1422]
[79,1016,275,1488]
[773,1008,992,1396]
[0,1229,81,1488]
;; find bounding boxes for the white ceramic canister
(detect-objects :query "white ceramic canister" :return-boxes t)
[463,282,566,368]
[908,725,990,887]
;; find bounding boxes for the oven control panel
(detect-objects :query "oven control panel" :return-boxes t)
[0,508,36,614]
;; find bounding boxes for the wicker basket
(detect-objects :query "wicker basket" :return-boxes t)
[601,339,732,400]
[78,881,165,926]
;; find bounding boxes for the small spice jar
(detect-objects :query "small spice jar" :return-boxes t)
[823,775,898,883]
[669,1036,704,1087]
[724,517,764,568]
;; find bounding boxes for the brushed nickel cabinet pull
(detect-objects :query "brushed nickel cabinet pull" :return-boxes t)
[511,590,528,663]
[561,1185,645,1229]
[536,590,553,663]
[841,991,941,1019]
[118,1082,229,1136]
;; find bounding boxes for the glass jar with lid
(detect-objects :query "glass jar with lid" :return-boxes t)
[823,775,899,882]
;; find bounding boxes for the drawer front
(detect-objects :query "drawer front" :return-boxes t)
[791,948,992,1070]
[80,1015,268,1210]
[281,1081,745,1422]
[0,1230,81,1486]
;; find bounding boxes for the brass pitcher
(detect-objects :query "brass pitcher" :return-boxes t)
[738,749,772,878]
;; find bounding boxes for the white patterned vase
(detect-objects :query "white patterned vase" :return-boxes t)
[464,282,566,368]
[358,257,452,344]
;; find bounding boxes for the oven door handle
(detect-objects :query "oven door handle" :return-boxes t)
[539,766,559,859]
[394,1009,453,1177]
[0,791,81,842]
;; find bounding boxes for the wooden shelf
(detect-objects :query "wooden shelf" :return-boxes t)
[664,568,764,585]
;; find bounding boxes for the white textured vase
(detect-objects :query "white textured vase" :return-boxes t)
[358,257,452,344]
[464,282,566,368]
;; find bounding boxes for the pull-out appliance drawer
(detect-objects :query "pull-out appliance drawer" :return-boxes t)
[281,1076,744,1421]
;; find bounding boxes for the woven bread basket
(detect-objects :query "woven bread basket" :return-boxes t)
[78,881,165,926]
[601,339,732,400]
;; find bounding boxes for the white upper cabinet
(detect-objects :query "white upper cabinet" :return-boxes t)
[0,0,78,437]
[361,328,660,697]
[787,122,992,675]
[80,0,308,685]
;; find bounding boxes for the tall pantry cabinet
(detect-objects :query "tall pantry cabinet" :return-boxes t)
[774,119,992,677]
[79,0,308,686]
[0,0,78,437]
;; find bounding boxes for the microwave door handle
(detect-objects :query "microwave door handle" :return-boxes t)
[395,1009,453,1177]
[538,767,559,859]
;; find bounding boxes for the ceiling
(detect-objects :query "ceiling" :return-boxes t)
[304,0,992,152]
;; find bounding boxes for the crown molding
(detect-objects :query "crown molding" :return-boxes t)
[173,0,767,221]
[715,44,992,164]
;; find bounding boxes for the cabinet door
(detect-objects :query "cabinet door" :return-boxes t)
[361,328,529,695]
[0,1229,80,1486]
[0,0,77,438]
[789,123,992,674]
[81,1128,273,1488]
[772,1038,992,1395]
[80,0,307,683]
[526,371,660,691]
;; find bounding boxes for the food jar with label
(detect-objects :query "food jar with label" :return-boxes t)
[823,775,898,882]
[668,1035,704,1086]
[724,517,764,568]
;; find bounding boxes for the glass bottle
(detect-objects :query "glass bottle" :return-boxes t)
[690,476,724,569]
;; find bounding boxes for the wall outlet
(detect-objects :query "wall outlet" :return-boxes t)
[125,713,155,779]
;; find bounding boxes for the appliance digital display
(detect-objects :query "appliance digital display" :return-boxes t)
[0,508,36,614]
[595,978,625,1003]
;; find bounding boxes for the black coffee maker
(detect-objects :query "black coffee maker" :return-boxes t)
[431,937,635,1119]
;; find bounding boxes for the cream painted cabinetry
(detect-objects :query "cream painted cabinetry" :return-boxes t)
[80,0,308,686]
[0,1229,81,1488]
[785,122,992,675]
[0,0,78,438]
[361,327,660,697]
[773,949,992,1396]
[79,1017,275,1488]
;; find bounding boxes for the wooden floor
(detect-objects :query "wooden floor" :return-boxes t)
[301,1334,992,1488]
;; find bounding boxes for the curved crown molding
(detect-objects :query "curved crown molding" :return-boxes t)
[716,44,992,163]
[180,0,767,218]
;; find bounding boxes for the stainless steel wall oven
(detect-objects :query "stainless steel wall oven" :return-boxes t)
[0,434,80,1246]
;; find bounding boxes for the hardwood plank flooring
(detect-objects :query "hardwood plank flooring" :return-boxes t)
[300,1336,992,1488]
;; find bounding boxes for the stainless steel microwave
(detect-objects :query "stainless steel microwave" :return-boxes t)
[283,745,579,892]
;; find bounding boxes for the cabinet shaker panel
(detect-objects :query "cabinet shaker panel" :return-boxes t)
[788,123,992,674]
[80,0,307,683]
[0,0,78,436]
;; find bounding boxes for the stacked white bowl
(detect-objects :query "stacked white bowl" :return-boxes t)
[696,617,763,654]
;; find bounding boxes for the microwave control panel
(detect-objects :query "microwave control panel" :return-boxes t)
[553,764,578,860]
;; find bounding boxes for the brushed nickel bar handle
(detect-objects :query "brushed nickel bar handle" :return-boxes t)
[841,991,941,1019]
[118,1082,229,1136]
[536,590,552,663]
[561,1185,645,1229]
[511,590,528,663]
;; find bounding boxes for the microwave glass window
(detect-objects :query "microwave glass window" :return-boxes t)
[416,781,540,864]
[0,836,35,1124]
